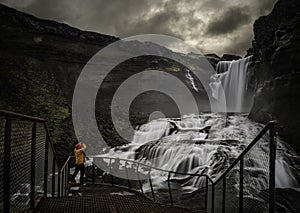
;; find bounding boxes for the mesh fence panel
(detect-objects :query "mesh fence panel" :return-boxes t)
[148,169,170,204]
[137,164,152,199]
[212,177,224,212]
[54,162,59,197]
[243,136,270,213]
[168,173,208,211]
[125,161,140,191]
[0,117,5,212]
[10,119,32,212]
[35,122,46,198]
[47,144,54,197]
[0,112,62,212]
[224,163,240,212]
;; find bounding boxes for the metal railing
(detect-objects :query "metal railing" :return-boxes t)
[0,110,64,212]
[63,155,214,211]
[0,109,278,212]
[208,120,278,213]
[61,120,278,213]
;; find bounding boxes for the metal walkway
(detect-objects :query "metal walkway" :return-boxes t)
[35,184,192,213]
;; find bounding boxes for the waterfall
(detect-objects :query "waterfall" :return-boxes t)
[102,114,300,196]
[210,56,252,112]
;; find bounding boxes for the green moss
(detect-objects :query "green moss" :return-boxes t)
[33,36,43,44]
[0,54,76,149]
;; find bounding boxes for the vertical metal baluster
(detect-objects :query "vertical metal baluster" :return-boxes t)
[269,122,277,213]
[205,176,208,212]
[44,132,49,197]
[92,163,95,184]
[58,170,61,197]
[109,159,113,186]
[52,157,55,197]
[61,169,64,196]
[137,163,143,195]
[148,168,155,202]
[222,178,226,213]
[4,116,11,212]
[167,172,173,205]
[239,158,244,213]
[211,183,215,213]
[30,121,36,210]
[125,161,131,189]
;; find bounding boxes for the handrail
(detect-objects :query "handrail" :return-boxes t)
[65,154,213,210]
[61,120,278,212]
[214,120,278,185]
[67,155,214,184]
[211,120,278,213]
[0,110,46,122]
[60,156,71,172]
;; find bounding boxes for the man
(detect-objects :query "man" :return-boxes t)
[70,143,87,186]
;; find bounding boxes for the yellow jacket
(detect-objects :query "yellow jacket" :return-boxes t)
[74,144,86,165]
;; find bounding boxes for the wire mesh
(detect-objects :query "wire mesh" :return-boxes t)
[223,162,240,212]
[47,146,54,197]
[243,136,270,213]
[147,168,170,203]
[168,172,208,211]
[0,116,5,212]
[10,118,32,212]
[35,122,46,198]
[54,163,59,197]
[212,177,224,212]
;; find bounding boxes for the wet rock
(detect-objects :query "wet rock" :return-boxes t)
[249,0,300,154]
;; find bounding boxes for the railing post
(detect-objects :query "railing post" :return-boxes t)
[61,169,64,196]
[109,159,114,186]
[148,169,155,202]
[125,161,131,189]
[44,133,49,197]
[211,183,215,213]
[167,172,173,205]
[57,170,61,197]
[4,116,11,213]
[239,158,244,213]
[269,122,277,213]
[30,121,36,210]
[68,159,71,184]
[136,163,143,195]
[52,157,55,197]
[92,163,95,184]
[222,178,226,213]
[205,176,208,212]
[65,167,68,194]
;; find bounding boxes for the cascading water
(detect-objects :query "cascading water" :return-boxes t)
[210,56,252,112]
[96,56,299,210]
[101,113,300,208]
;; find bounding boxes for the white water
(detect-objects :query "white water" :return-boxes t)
[210,57,252,112]
[101,114,300,197]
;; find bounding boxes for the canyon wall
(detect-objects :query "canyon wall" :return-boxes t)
[249,0,300,154]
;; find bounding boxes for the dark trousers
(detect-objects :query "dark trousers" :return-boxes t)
[71,163,85,184]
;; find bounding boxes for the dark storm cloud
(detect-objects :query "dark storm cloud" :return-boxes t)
[0,0,277,55]
[206,7,251,36]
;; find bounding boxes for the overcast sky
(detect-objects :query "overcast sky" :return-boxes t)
[1,0,277,56]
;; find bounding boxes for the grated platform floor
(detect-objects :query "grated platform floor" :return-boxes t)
[35,184,193,213]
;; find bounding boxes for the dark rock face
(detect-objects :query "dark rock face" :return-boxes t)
[0,4,118,162]
[221,54,241,61]
[249,0,300,154]
[0,4,216,159]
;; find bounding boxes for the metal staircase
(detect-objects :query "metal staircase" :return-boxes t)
[0,110,277,212]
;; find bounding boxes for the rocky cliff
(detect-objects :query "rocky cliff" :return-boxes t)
[0,4,229,162]
[249,0,300,154]
[0,4,119,162]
